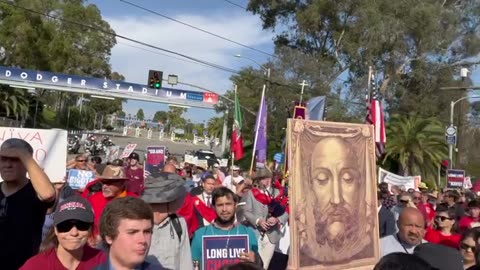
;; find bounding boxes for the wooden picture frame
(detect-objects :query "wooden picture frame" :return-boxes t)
[287,119,380,270]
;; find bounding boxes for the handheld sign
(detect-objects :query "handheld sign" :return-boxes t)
[447,169,465,188]
[202,235,249,270]
[145,146,166,175]
[120,144,137,159]
[0,127,67,182]
[67,169,96,189]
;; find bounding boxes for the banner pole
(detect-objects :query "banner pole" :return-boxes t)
[250,85,266,174]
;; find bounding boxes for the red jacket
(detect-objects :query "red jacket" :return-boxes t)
[177,193,217,238]
[459,216,480,233]
[88,190,138,236]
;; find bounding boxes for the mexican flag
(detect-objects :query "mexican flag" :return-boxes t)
[232,89,244,160]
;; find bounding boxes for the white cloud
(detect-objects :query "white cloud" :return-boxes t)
[106,11,274,93]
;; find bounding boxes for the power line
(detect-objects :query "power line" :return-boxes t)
[0,0,240,75]
[119,0,276,59]
[116,41,219,70]
[219,0,247,10]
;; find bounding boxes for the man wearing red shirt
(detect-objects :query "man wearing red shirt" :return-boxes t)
[459,200,480,233]
[88,165,137,242]
[125,152,145,195]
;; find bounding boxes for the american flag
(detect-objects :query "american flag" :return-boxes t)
[366,74,386,158]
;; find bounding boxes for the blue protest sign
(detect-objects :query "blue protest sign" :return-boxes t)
[202,234,249,270]
[67,169,96,189]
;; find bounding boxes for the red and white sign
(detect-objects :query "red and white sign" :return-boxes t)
[0,127,67,182]
[447,169,465,188]
[204,92,219,104]
[120,144,137,159]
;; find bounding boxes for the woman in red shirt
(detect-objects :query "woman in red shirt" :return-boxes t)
[459,200,480,233]
[20,196,106,270]
[425,205,461,249]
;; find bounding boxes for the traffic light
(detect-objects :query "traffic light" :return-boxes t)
[440,159,449,177]
[147,70,163,89]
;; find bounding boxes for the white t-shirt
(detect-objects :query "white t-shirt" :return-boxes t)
[223,175,244,193]
[380,234,427,257]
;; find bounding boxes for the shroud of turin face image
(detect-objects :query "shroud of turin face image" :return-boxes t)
[288,119,379,270]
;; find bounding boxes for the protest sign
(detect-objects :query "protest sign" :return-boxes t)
[447,169,465,188]
[219,159,228,167]
[145,146,166,175]
[378,167,417,191]
[67,169,96,189]
[464,176,473,189]
[106,146,120,162]
[184,154,196,164]
[120,143,137,158]
[196,159,208,169]
[0,127,67,182]
[202,235,249,270]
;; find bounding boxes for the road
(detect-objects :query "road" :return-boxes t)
[67,131,222,163]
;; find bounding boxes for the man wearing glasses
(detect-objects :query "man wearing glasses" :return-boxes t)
[88,165,138,245]
[0,138,56,270]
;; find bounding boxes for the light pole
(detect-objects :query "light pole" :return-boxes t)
[449,95,480,168]
[234,54,271,79]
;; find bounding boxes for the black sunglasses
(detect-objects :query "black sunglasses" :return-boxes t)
[56,220,91,233]
[461,242,476,253]
[435,216,453,222]
[399,199,410,204]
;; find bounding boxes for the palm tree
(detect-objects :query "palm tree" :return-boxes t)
[207,116,224,138]
[0,87,29,120]
[383,114,447,187]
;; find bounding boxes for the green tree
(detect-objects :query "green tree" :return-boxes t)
[207,117,224,138]
[153,111,168,123]
[136,109,145,121]
[0,87,29,119]
[383,115,448,187]
[0,0,122,127]
[167,107,187,131]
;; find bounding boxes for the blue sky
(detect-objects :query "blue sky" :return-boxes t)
[89,0,273,123]
[90,0,480,123]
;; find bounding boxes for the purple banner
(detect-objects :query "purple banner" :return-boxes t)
[255,95,267,163]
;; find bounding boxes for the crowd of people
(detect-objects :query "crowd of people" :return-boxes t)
[6,135,480,270]
[0,138,289,270]
[376,182,480,270]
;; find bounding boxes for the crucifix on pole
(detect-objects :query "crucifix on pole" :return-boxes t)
[299,80,309,104]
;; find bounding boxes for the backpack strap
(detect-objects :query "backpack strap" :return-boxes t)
[169,213,182,242]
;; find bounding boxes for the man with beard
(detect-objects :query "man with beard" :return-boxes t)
[191,187,260,270]
[297,137,373,265]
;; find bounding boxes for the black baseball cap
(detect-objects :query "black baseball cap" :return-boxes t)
[54,196,94,226]
[128,152,140,161]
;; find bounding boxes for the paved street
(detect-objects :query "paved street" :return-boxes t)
[67,131,223,162]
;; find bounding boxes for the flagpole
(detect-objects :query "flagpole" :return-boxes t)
[231,84,237,168]
[250,84,266,174]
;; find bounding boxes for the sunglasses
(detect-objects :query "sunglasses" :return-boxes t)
[101,179,123,185]
[399,199,410,204]
[56,220,91,233]
[76,160,87,163]
[435,216,453,222]
[461,242,476,253]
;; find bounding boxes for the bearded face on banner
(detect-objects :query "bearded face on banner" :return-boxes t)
[291,122,376,267]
